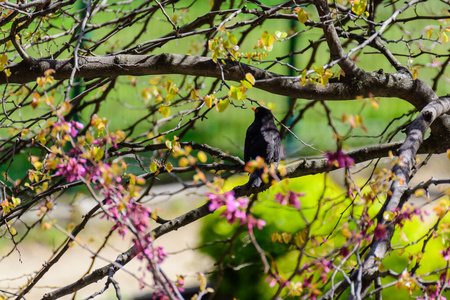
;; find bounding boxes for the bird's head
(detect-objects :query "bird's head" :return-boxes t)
[252,106,273,119]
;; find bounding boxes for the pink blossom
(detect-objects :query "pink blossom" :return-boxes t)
[265,276,278,288]
[53,117,84,138]
[320,258,332,273]
[55,157,87,182]
[206,191,266,233]
[68,120,84,137]
[207,191,249,224]
[440,248,450,261]
[207,191,235,211]
[419,281,446,300]
[246,215,266,233]
[220,195,246,224]
[274,191,304,209]
[155,246,167,263]
[394,207,423,227]
[325,150,354,168]
[126,202,151,233]
[373,224,387,240]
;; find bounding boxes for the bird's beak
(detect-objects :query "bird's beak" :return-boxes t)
[252,107,256,111]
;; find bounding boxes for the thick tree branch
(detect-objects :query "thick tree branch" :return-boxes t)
[0,54,438,110]
[313,0,363,77]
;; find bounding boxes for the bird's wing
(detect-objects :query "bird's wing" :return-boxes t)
[244,125,253,163]
[262,124,281,165]
[272,133,281,167]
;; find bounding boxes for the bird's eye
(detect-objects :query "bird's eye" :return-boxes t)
[255,108,259,113]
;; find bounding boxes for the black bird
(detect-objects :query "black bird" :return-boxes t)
[244,106,281,187]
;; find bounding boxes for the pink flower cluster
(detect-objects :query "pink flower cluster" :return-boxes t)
[48,115,172,291]
[207,191,265,232]
[394,207,423,227]
[208,191,247,223]
[419,281,447,300]
[50,118,87,183]
[373,223,387,240]
[53,117,84,138]
[55,157,87,182]
[440,248,450,261]
[274,191,304,209]
[325,150,354,168]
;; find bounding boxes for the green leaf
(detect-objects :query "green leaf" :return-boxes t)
[10,226,17,236]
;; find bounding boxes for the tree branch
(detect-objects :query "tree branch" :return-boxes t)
[0,54,439,110]
[350,96,450,299]
[41,116,450,299]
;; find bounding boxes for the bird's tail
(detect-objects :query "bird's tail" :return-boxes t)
[247,168,264,188]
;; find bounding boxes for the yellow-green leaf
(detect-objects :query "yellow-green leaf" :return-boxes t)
[12,197,20,206]
[275,31,287,39]
[215,98,230,112]
[260,31,275,49]
[150,161,158,173]
[241,80,252,89]
[197,151,207,163]
[159,105,170,118]
[93,146,104,161]
[228,85,244,100]
[414,189,425,197]
[351,0,367,15]
[412,68,418,80]
[245,73,255,86]
[166,162,173,173]
[204,94,214,108]
[141,88,152,100]
[228,33,237,45]
[165,93,176,102]
[10,226,17,236]
[178,157,189,167]
[33,161,43,170]
[1,54,8,65]
[426,27,433,39]
[296,8,308,24]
